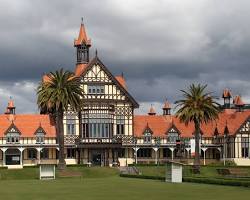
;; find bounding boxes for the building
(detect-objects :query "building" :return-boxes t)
[0,22,250,168]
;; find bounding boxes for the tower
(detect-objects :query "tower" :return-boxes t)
[222,89,232,109]
[74,19,91,64]
[162,99,171,115]
[5,97,16,115]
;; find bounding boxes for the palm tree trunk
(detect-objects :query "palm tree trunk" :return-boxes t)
[56,107,66,170]
[194,119,200,173]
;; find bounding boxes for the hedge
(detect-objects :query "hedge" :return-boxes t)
[120,173,165,181]
[120,174,250,187]
[183,177,250,187]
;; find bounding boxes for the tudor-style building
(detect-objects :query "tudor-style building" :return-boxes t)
[0,22,250,168]
[63,22,139,166]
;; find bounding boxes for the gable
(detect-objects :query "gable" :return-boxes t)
[238,118,250,133]
[5,124,21,135]
[80,56,139,107]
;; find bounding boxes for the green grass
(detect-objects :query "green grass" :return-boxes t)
[0,177,250,200]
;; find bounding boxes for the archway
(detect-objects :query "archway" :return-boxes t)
[5,148,21,165]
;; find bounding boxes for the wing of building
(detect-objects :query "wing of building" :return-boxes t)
[1,23,250,168]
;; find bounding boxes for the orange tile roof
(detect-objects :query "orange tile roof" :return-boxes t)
[115,75,127,90]
[233,95,244,106]
[74,23,91,46]
[0,114,56,137]
[222,89,232,98]
[134,110,250,138]
[75,63,88,77]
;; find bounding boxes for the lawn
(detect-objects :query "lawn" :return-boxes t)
[0,177,250,200]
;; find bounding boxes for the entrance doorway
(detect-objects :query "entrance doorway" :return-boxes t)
[5,149,21,165]
[90,149,106,166]
[92,153,102,165]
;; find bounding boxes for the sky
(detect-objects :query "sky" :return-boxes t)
[0,0,250,115]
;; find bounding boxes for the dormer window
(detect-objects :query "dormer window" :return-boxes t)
[6,126,20,144]
[167,128,179,143]
[143,128,152,143]
[36,128,45,144]
[6,132,20,143]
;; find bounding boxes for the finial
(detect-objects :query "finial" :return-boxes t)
[95,49,98,57]
[81,17,84,25]
[121,72,124,78]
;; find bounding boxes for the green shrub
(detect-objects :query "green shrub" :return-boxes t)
[120,174,165,181]
[183,177,250,187]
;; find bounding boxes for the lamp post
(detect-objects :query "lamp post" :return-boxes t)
[154,137,161,165]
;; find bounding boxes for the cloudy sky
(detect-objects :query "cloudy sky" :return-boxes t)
[0,0,250,114]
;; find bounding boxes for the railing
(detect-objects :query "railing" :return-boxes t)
[0,137,57,145]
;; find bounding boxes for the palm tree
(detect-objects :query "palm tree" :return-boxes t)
[175,84,220,173]
[37,69,83,170]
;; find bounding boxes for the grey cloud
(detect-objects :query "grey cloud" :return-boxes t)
[0,0,250,114]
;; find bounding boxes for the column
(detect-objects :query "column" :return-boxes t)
[1,148,7,166]
[153,147,159,164]
[36,147,43,165]
[133,147,139,164]
[169,147,175,160]
[201,148,208,165]
[18,147,25,166]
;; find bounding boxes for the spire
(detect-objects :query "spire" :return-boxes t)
[74,19,91,64]
[148,104,156,115]
[5,97,16,115]
[74,19,91,47]
[233,95,244,112]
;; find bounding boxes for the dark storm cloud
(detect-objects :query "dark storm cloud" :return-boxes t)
[0,0,250,114]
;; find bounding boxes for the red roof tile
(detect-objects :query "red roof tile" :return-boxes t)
[134,110,250,138]
[75,63,88,77]
[0,114,56,137]
[115,75,127,90]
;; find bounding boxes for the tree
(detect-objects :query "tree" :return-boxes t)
[175,84,220,173]
[37,69,83,170]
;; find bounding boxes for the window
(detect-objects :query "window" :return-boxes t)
[67,148,76,158]
[168,129,179,143]
[6,132,20,144]
[28,149,37,159]
[137,148,151,158]
[82,105,114,138]
[116,115,125,135]
[41,149,49,159]
[66,115,76,135]
[36,129,45,144]
[242,137,249,158]
[143,129,152,143]
[88,85,105,94]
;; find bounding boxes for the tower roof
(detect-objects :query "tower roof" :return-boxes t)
[233,95,244,106]
[7,98,15,109]
[74,22,91,46]
[163,100,171,110]
[222,89,232,98]
[148,105,156,115]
